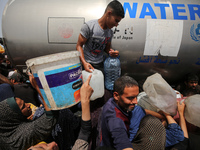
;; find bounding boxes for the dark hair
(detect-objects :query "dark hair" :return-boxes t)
[8,71,23,82]
[114,76,138,95]
[185,73,199,82]
[105,0,124,18]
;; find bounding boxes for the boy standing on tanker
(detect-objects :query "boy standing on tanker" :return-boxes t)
[76,0,124,73]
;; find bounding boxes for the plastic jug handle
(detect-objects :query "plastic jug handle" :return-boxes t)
[180,99,185,104]
[25,62,34,75]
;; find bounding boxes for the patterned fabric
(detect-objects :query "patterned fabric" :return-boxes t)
[32,105,45,120]
[132,115,166,150]
[52,108,81,150]
[72,139,89,150]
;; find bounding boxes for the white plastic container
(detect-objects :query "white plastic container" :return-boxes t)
[184,94,200,128]
[26,51,82,110]
[82,69,104,100]
[137,92,160,112]
[143,73,177,116]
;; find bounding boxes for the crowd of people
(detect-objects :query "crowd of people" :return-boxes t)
[1,0,200,150]
[0,65,199,150]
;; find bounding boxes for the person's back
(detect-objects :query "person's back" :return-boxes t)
[0,83,14,102]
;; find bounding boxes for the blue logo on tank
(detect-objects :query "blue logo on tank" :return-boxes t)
[190,22,200,42]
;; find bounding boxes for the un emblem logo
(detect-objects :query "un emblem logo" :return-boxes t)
[190,22,200,43]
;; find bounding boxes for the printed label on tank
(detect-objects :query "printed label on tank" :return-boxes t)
[123,2,200,20]
[144,19,183,56]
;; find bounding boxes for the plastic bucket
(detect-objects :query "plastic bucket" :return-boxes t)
[26,51,82,110]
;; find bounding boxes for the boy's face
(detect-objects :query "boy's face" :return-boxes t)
[106,13,122,29]
[187,80,198,89]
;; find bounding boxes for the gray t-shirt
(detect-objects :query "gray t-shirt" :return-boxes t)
[80,19,113,64]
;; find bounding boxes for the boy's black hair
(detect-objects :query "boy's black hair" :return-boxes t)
[106,0,124,18]
[185,73,199,82]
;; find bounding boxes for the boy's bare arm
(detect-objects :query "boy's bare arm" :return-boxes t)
[76,34,94,72]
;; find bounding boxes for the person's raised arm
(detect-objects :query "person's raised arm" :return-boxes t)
[76,34,94,73]
[177,101,188,138]
[145,109,165,120]
[80,74,93,121]
[71,75,94,150]
[162,111,177,124]
[28,72,51,111]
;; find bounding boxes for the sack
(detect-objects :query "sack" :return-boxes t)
[184,94,200,127]
[143,73,177,116]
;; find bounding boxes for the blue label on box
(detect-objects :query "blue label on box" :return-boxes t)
[33,63,82,108]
